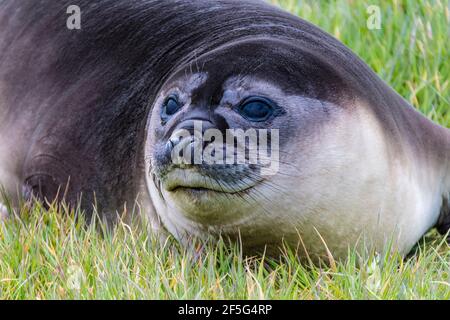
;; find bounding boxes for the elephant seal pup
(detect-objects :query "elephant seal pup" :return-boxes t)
[0,0,448,259]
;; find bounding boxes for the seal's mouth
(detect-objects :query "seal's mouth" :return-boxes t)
[160,167,259,195]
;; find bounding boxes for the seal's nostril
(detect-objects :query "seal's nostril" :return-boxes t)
[168,129,188,148]
[165,140,174,153]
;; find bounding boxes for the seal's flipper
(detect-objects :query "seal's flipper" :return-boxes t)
[23,174,64,210]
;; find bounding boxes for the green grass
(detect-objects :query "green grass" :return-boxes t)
[0,0,449,299]
[0,204,449,299]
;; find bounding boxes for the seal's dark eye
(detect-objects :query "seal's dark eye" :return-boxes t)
[238,97,275,122]
[164,96,181,116]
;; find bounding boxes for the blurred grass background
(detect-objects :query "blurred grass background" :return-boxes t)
[273,0,449,125]
[0,0,449,299]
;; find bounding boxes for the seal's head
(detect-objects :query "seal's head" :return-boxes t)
[144,38,375,255]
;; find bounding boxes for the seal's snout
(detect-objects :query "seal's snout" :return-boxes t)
[164,118,225,166]
[165,130,184,155]
[169,115,228,139]
[152,116,261,196]
[166,129,202,165]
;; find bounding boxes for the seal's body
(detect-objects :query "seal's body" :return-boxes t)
[0,0,448,259]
